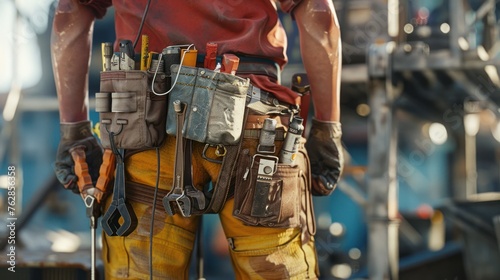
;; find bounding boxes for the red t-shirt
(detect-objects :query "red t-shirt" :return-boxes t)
[80,0,303,105]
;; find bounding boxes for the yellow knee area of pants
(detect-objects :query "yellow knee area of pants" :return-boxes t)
[227,227,318,279]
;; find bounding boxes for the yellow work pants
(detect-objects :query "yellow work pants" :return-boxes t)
[102,130,319,279]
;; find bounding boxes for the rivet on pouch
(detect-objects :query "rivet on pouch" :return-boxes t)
[264,166,273,174]
[192,106,198,112]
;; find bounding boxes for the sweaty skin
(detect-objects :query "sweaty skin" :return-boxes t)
[51,0,96,123]
[294,0,342,122]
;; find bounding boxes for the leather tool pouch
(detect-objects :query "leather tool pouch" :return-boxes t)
[96,70,168,149]
[233,146,313,229]
[166,65,250,145]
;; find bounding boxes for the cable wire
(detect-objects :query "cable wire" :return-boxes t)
[151,44,196,96]
[133,0,152,49]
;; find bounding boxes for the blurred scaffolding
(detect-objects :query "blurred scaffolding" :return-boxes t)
[327,0,500,279]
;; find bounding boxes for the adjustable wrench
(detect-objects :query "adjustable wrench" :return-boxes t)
[163,100,192,217]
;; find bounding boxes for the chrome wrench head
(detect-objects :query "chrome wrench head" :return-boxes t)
[163,193,192,217]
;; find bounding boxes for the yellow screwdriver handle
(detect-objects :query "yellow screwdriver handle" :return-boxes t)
[141,34,150,70]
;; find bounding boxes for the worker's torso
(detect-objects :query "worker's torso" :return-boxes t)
[113,0,288,66]
[110,0,300,104]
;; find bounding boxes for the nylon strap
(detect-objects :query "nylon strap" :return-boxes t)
[203,108,250,213]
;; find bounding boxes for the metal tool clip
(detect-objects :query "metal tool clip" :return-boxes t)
[257,118,277,154]
[250,154,278,217]
[251,154,278,176]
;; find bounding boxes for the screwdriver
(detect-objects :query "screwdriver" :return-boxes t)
[70,147,116,280]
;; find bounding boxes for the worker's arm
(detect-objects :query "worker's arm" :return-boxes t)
[51,0,96,123]
[52,0,103,193]
[294,0,341,122]
[294,0,344,195]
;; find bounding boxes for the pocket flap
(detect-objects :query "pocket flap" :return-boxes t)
[111,92,137,112]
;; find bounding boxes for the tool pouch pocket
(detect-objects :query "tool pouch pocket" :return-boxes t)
[232,149,309,228]
[96,70,168,149]
[166,65,250,145]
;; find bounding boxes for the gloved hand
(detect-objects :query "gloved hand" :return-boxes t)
[305,118,344,196]
[54,121,103,194]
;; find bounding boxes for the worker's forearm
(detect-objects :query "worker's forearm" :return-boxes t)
[51,0,95,123]
[295,0,342,122]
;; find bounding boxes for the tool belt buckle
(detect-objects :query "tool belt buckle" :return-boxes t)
[202,144,226,164]
[257,144,276,154]
[215,145,227,157]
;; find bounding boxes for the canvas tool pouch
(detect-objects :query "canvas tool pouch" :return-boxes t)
[232,140,315,231]
[166,64,250,145]
[96,70,168,149]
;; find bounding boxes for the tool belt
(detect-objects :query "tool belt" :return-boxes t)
[96,70,168,150]
[96,65,300,220]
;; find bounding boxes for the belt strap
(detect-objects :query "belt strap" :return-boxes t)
[126,181,169,212]
[236,61,280,83]
[247,86,298,115]
[201,108,250,214]
[243,129,285,141]
[196,54,280,82]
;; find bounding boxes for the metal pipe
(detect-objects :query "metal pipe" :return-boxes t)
[367,42,399,280]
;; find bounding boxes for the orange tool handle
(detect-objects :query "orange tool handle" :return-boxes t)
[69,146,94,194]
[222,54,239,75]
[95,149,116,201]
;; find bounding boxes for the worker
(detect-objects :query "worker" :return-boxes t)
[52,0,344,279]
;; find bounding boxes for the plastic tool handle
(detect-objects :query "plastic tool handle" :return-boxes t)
[69,146,93,194]
[141,35,149,70]
[69,146,98,280]
[95,149,116,203]
[222,54,239,75]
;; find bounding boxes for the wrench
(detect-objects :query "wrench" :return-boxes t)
[163,100,192,217]
[101,148,138,236]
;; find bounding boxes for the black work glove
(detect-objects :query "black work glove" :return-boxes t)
[305,118,344,196]
[54,121,103,194]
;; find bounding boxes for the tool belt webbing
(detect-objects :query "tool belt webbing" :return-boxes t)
[126,181,169,212]
[196,54,280,82]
